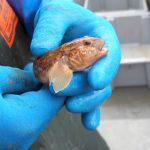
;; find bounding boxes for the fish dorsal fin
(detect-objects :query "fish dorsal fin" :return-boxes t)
[48,61,73,93]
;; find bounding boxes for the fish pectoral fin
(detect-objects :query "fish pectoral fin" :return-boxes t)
[48,61,73,93]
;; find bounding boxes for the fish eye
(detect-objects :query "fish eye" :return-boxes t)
[84,41,91,45]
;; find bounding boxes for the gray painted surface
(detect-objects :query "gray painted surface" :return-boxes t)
[105,0,127,11]
[99,87,150,150]
[112,44,150,88]
[96,12,150,44]
[30,109,109,150]
[86,0,105,12]
[115,15,141,44]
[141,13,150,44]
[114,64,148,87]
[86,0,147,12]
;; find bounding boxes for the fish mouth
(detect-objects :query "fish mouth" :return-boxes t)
[93,39,105,51]
[100,47,108,54]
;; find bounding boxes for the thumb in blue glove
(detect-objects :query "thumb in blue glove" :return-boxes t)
[0,63,65,150]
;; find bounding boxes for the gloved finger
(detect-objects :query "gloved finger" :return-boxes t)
[23,85,65,115]
[82,108,100,130]
[4,85,65,114]
[49,72,92,96]
[87,17,121,90]
[3,85,65,148]
[23,63,40,84]
[66,85,112,113]
[31,1,76,56]
[0,66,39,94]
[23,62,34,72]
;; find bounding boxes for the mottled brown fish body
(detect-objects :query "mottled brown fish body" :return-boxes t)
[34,49,63,83]
[33,36,108,92]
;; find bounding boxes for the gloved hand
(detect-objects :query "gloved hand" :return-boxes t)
[31,0,121,130]
[0,63,65,150]
[30,0,121,130]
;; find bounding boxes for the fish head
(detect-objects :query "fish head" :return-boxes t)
[76,36,108,63]
[67,36,108,71]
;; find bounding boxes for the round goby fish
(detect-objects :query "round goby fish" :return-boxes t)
[33,36,108,93]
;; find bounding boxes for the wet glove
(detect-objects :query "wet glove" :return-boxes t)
[30,0,121,130]
[0,63,65,150]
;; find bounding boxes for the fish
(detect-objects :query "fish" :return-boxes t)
[33,36,108,93]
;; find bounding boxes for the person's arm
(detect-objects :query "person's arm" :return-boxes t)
[7,0,74,36]
[7,0,41,36]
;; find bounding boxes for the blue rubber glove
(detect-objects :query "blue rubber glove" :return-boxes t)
[0,63,65,150]
[31,0,121,130]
